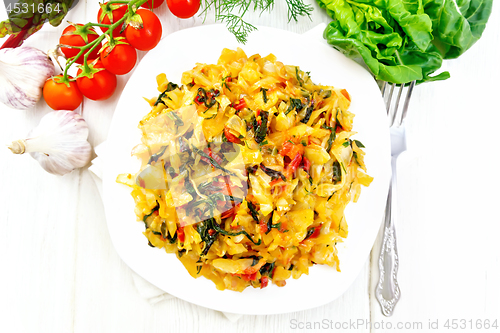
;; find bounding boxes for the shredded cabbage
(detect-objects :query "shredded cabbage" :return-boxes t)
[117,48,373,291]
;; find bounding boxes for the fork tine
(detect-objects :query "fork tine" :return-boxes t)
[380,81,387,96]
[397,80,416,126]
[385,83,396,114]
[390,84,405,126]
[384,81,416,127]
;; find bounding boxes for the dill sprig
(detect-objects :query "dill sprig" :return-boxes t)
[216,0,274,14]
[285,0,313,22]
[201,0,313,43]
[217,13,258,43]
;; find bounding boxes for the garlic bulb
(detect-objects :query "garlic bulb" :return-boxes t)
[8,111,92,176]
[0,47,55,110]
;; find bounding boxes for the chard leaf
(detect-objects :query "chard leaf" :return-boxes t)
[316,0,493,84]
[154,82,179,106]
[425,0,493,59]
[247,201,260,223]
[147,146,168,164]
[192,145,235,176]
[197,219,219,255]
[353,140,365,148]
[254,111,269,144]
[260,164,286,181]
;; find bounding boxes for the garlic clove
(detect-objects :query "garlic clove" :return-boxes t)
[8,111,93,176]
[0,47,55,110]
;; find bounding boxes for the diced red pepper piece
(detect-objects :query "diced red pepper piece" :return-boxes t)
[279,140,294,157]
[221,206,234,219]
[270,178,283,186]
[221,203,241,219]
[240,272,258,281]
[285,153,302,178]
[260,276,269,289]
[177,227,185,243]
[340,89,350,101]
[222,178,234,196]
[302,156,311,172]
[224,127,241,144]
[259,220,268,234]
[309,226,321,239]
[232,98,247,110]
[279,139,304,159]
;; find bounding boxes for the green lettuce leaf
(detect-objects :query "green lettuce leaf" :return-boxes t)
[424,0,493,59]
[317,0,493,84]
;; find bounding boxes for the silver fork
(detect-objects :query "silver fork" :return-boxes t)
[375,80,416,316]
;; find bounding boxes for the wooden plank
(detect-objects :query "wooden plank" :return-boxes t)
[0,2,87,333]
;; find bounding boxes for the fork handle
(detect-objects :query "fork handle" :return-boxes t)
[375,156,401,316]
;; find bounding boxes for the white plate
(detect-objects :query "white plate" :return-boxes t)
[103,24,390,315]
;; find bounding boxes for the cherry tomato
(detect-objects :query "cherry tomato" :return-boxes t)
[76,61,117,101]
[141,0,165,9]
[43,76,83,111]
[100,41,137,75]
[125,9,162,51]
[59,24,101,64]
[167,0,200,19]
[97,2,127,38]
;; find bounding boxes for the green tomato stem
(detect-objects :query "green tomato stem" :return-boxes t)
[82,33,107,69]
[88,22,113,28]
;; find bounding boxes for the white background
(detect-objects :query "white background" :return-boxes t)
[0,1,499,332]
